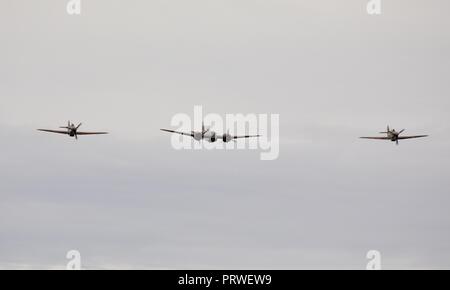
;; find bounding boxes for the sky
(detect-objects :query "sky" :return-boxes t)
[0,0,450,269]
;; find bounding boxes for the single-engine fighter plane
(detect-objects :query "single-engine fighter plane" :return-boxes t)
[360,126,428,145]
[161,122,260,143]
[38,121,108,140]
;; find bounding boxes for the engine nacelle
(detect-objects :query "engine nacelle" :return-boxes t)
[222,133,233,142]
[208,132,217,142]
[203,132,217,142]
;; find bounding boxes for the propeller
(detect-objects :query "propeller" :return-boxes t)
[59,121,82,140]
[393,128,405,145]
[74,123,82,140]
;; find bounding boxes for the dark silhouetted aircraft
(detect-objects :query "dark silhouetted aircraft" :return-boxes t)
[161,122,260,143]
[38,121,108,140]
[360,126,428,145]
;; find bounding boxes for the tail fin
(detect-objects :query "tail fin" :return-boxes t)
[201,121,210,134]
[380,125,390,134]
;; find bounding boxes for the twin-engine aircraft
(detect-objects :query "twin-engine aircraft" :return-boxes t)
[360,126,428,145]
[160,122,260,143]
[37,121,108,140]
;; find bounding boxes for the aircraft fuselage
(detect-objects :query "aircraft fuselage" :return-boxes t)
[388,132,399,142]
[191,131,217,142]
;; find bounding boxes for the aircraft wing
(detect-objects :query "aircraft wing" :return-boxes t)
[233,135,261,139]
[37,129,69,135]
[397,135,428,140]
[160,129,194,137]
[360,137,390,140]
[76,132,109,135]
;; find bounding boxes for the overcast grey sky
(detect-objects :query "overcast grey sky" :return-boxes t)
[1,0,450,269]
